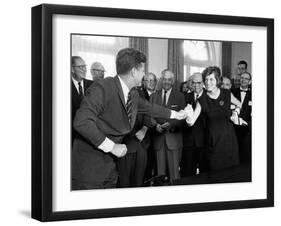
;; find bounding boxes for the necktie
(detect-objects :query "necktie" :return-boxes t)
[126,92,132,123]
[192,94,199,109]
[162,90,167,106]
[78,82,84,100]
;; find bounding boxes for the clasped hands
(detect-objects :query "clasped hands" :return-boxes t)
[172,104,194,122]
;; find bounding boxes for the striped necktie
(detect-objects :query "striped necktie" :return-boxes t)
[126,92,132,123]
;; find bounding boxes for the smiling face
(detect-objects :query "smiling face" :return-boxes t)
[192,73,203,94]
[143,73,157,92]
[162,70,174,91]
[204,73,218,92]
[240,72,251,89]
[222,77,232,90]
[72,57,87,82]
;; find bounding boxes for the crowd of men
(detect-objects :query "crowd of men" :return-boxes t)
[71,49,252,190]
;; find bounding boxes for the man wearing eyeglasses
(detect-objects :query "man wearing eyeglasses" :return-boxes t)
[181,72,208,177]
[72,49,187,190]
[231,72,252,164]
[71,56,93,143]
[90,61,106,81]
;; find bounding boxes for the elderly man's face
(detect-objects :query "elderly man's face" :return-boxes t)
[162,71,174,91]
[72,58,87,81]
[222,77,232,90]
[143,74,156,92]
[192,74,203,94]
[91,69,104,81]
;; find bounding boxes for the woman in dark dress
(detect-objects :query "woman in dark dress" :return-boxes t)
[185,66,241,171]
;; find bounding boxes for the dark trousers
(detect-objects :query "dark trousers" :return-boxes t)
[180,146,209,177]
[71,169,118,190]
[117,141,147,188]
[234,125,251,164]
[144,144,156,182]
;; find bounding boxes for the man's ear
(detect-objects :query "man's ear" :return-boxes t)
[130,67,136,77]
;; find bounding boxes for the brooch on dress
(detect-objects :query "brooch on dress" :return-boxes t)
[219,100,224,106]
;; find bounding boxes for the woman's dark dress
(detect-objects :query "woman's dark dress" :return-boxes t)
[198,89,239,171]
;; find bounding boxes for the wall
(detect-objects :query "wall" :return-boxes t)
[231,42,252,78]
[148,38,168,78]
[0,1,279,226]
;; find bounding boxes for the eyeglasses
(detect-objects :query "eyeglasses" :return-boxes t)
[143,79,156,83]
[91,69,105,73]
[241,77,251,81]
[73,65,87,70]
[192,81,203,85]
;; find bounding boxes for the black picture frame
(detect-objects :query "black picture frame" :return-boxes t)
[31,3,274,222]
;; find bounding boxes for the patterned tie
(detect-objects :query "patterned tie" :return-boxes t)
[162,90,167,106]
[126,92,132,123]
[78,82,84,100]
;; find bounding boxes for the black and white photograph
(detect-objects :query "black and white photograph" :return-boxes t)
[30,3,274,222]
[71,35,252,190]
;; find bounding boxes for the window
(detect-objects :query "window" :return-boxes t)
[72,35,129,80]
[183,40,221,81]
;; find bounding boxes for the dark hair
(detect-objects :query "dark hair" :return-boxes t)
[238,60,248,69]
[180,81,188,92]
[71,56,83,66]
[202,66,222,86]
[116,48,146,75]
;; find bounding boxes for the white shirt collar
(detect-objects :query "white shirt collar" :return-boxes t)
[72,77,84,94]
[194,90,203,99]
[118,76,130,103]
[162,88,172,105]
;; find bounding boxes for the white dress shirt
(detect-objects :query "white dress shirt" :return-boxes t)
[72,77,85,95]
[162,88,172,105]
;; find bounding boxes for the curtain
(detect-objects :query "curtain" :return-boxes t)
[168,39,184,90]
[129,37,149,74]
[221,41,232,78]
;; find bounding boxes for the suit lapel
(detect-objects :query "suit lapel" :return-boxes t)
[130,89,139,128]
[167,89,174,107]
[157,90,162,105]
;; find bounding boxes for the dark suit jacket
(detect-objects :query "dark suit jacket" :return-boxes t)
[182,91,207,149]
[72,76,172,184]
[231,87,252,124]
[72,79,93,142]
[150,89,185,151]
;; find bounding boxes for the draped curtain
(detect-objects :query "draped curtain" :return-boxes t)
[221,41,232,78]
[167,39,184,90]
[129,37,149,74]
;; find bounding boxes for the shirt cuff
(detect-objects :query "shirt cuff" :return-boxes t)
[98,137,115,153]
[170,110,176,119]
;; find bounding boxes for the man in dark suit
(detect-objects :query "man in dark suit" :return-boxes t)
[232,60,248,88]
[71,56,93,143]
[117,72,158,188]
[150,69,185,183]
[231,71,252,164]
[181,72,208,177]
[72,48,187,190]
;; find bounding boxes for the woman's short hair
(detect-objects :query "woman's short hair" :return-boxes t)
[202,66,222,87]
[116,48,146,75]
